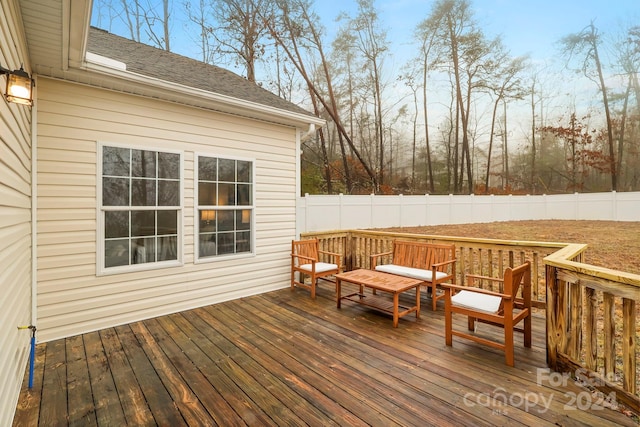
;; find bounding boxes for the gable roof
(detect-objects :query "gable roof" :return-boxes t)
[16,0,321,129]
[86,27,314,119]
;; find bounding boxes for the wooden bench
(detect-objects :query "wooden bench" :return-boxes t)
[370,240,457,311]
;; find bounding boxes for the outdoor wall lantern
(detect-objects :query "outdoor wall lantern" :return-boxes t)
[1,65,34,106]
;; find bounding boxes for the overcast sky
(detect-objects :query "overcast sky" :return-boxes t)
[90,0,639,146]
[316,0,639,58]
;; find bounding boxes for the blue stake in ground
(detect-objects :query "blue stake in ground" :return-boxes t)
[18,325,36,388]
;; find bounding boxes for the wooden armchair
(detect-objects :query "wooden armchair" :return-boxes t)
[442,261,532,367]
[291,239,342,299]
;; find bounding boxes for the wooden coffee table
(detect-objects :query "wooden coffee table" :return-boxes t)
[336,269,422,327]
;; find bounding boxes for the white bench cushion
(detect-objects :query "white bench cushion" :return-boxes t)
[374,264,448,282]
[451,290,502,313]
[299,262,338,273]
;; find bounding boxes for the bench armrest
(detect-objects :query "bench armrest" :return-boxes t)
[432,258,457,268]
[370,251,393,268]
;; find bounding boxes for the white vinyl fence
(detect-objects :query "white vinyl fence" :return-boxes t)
[296,191,640,234]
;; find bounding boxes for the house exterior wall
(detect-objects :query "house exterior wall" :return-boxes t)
[1,1,33,425]
[35,77,298,342]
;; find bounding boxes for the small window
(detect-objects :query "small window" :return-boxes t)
[100,144,182,272]
[196,155,254,259]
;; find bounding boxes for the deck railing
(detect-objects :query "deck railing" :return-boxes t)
[301,229,640,415]
[544,245,639,414]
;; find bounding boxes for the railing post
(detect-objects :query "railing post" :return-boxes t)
[345,231,353,272]
[546,264,559,368]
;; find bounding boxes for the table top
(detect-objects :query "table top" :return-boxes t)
[336,269,423,293]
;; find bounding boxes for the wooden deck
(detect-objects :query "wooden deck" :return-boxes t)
[13,284,636,426]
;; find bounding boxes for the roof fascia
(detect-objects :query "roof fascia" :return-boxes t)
[64,0,92,69]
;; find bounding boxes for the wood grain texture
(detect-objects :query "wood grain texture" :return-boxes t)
[12,288,637,426]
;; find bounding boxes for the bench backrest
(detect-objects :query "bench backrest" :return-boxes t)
[392,240,455,271]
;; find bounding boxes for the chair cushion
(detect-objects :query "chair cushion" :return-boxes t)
[299,262,338,273]
[374,264,448,282]
[451,290,501,313]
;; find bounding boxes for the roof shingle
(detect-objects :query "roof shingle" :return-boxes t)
[86,27,314,117]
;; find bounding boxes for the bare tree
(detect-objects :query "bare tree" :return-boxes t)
[183,0,216,63]
[399,69,420,192]
[212,0,274,82]
[484,54,527,192]
[414,12,446,193]
[350,0,390,191]
[560,22,616,190]
[424,0,496,193]
[93,0,171,50]
[262,0,378,191]
[612,25,640,189]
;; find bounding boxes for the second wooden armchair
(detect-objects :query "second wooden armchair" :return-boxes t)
[442,261,532,367]
[291,239,342,299]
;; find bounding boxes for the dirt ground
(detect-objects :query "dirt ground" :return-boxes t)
[378,220,640,275]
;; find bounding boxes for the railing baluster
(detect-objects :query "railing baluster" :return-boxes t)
[622,298,636,395]
[584,287,597,370]
[603,293,615,377]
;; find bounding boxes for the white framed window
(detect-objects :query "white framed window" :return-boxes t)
[98,143,183,274]
[195,154,255,261]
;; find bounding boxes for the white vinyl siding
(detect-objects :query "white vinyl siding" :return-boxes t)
[1,2,33,426]
[35,78,299,342]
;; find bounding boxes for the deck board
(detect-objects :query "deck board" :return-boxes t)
[12,285,637,427]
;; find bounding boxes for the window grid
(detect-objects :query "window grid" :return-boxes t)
[101,145,181,271]
[197,155,253,259]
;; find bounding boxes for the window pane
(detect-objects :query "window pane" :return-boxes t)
[217,232,234,255]
[105,239,129,267]
[198,182,216,206]
[131,210,155,236]
[132,237,155,264]
[132,150,156,178]
[218,158,235,181]
[236,209,251,230]
[199,210,216,232]
[105,211,129,238]
[103,146,130,176]
[237,184,251,205]
[199,234,216,257]
[158,236,178,261]
[158,180,179,206]
[236,231,250,253]
[198,156,217,181]
[158,210,178,235]
[103,177,129,206]
[218,183,235,206]
[237,160,251,182]
[218,210,234,232]
[158,152,180,179]
[132,179,156,206]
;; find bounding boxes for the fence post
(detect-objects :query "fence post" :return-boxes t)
[425,193,429,225]
[339,193,344,230]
